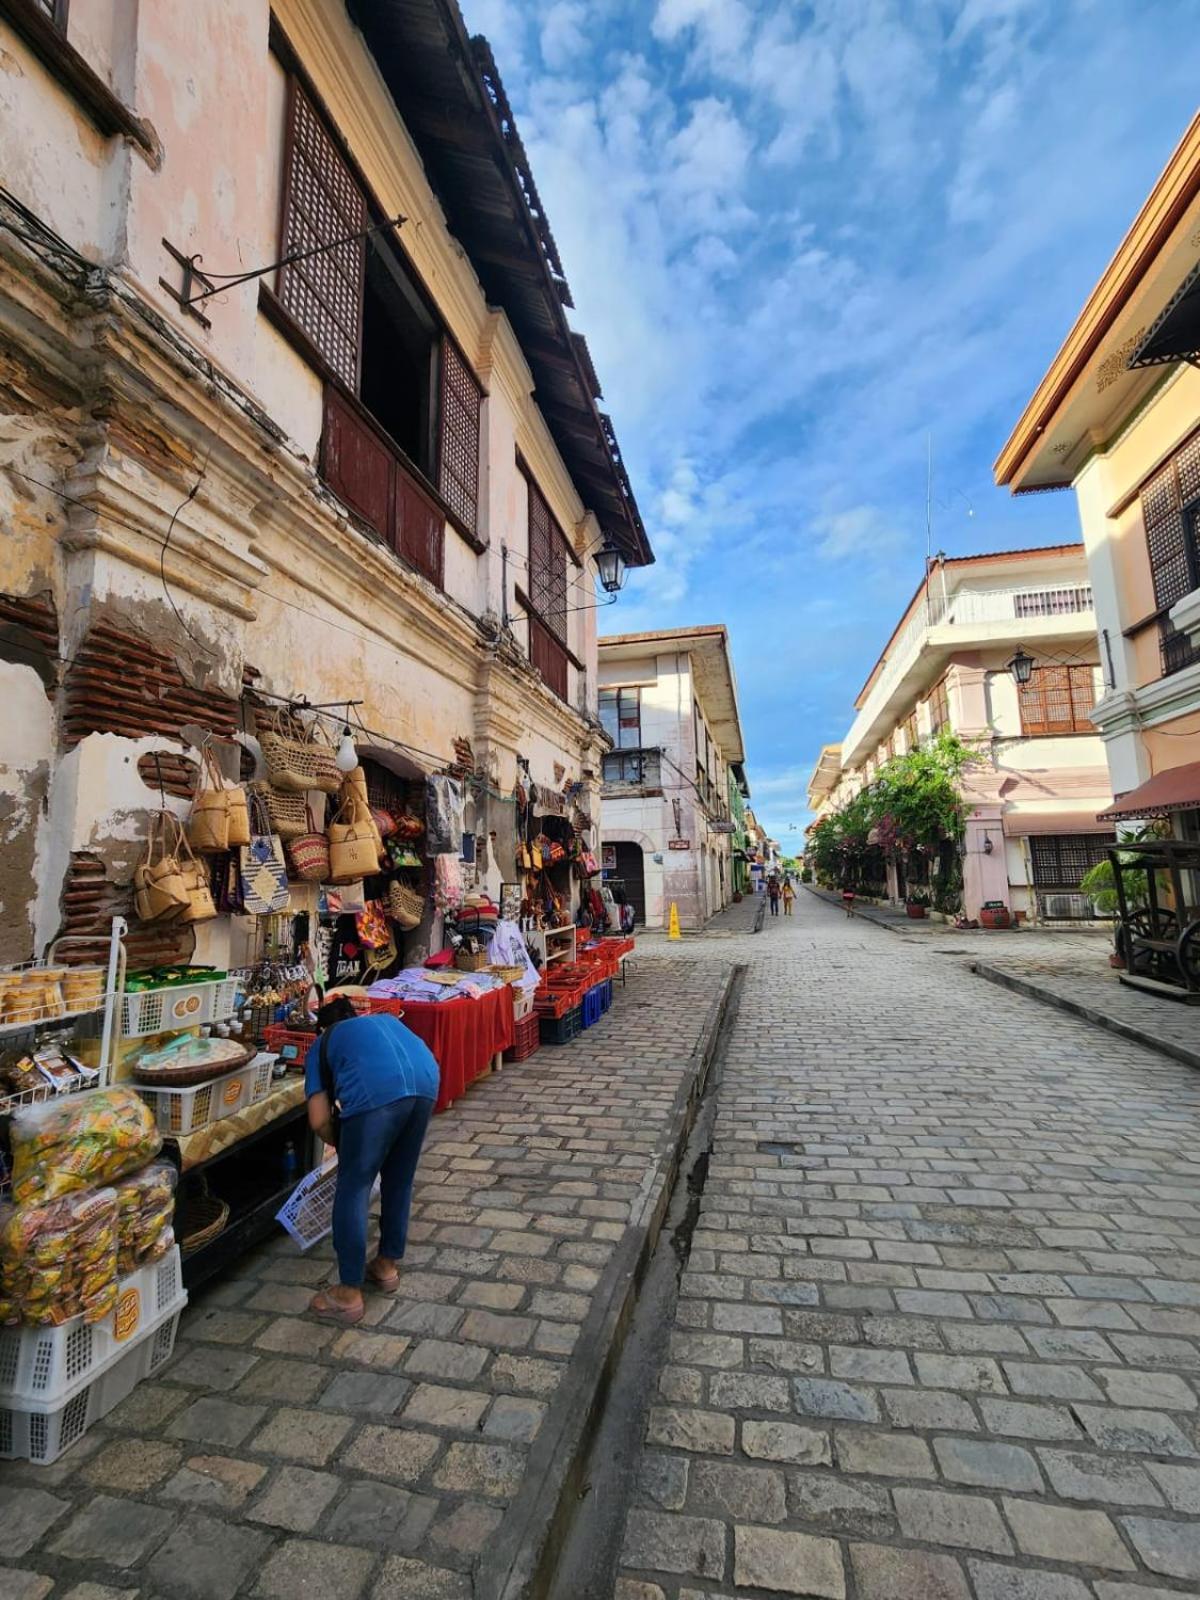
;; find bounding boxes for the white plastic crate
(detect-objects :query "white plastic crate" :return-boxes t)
[120,976,240,1038]
[0,1305,183,1464]
[277,1162,337,1250]
[0,1247,185,1404]
[136,1057,274,1136]
[512,988,534,1021]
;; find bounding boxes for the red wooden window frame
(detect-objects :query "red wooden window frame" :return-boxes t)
[528,613,568,701]
[1018,664,1097,736]
[927,677,950,734]
[439,337,482,533]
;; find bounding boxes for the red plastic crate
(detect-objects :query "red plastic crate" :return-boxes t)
[263,1025,318,1056]
[368,997,407,1018]
[534,984,584,1018]
[504,1011,540,1063]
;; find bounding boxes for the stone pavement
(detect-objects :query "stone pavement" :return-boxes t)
[617,889,1200,1599]
[0,951,731,1600]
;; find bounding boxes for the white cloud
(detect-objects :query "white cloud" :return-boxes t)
[539,1,588,71]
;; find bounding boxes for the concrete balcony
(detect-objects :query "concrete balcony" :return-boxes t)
[843,584,1096,765]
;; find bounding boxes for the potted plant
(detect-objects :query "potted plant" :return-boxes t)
[979,900,1011,929]
[905,890,930,919]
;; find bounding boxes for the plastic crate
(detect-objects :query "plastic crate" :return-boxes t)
[533,985,581,1020]
[120,976,240,1038]
[538,1005,582,1046]
[581,986,604,1030]
[597,977,613,1014]
[277,1163,337,1250]
[0,1306,183,1464]
[0,1248,185,1405]
[512,989,534,1022]
[504,1011,540,1064]
[137,1058,274,1136]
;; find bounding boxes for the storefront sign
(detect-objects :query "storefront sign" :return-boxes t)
[668,839,691,851]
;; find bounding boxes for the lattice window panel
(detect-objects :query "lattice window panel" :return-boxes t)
[438,338,482,533]
[278,83,366,391]
[1029,834,1115,888]
[1018,665,1096,735]
[927,678,950,733]
[527,477,567,643]
[1141,459,1191,612]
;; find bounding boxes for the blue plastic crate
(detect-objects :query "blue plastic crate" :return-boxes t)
[597,978,613,1014]
[539,1005,582,1045]
[581,986,603,1029]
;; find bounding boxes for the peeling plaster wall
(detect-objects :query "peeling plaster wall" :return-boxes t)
[0,660,53,959]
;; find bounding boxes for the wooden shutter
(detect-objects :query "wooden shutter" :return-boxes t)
[1068,664,1096,729]
[529,614,568,700]
[528,478,567,643]
[1141,460,1191,612]
[278,82,366,390]
[395,470,444,588]
[322,388,393,533]
[1020,666,1095,734]
[439,338,482,533]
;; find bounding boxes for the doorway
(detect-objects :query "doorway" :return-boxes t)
[612,842,646,927]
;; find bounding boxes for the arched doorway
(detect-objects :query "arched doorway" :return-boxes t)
[612,841,646,927]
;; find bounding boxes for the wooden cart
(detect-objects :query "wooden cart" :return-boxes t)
[1110,839,1200,1003]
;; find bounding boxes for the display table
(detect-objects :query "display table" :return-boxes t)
[398,985,516,1112]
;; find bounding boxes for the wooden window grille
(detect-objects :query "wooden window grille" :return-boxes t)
[1029,834,1115,889]
[1141,454,1200,614]
[278,81,366,391]
[527,477,567,643]
[1018,664,1097,735]
[438,337,482,533]
[902,711,919,750]
[927,677,950,734]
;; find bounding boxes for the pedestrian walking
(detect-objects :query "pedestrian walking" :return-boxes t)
[304,996,440,1324]
[767,874,781,916]
[782,878,795,916]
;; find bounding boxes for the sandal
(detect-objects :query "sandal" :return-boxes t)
[366,1260,400,1293]
[309,1289,365,1325]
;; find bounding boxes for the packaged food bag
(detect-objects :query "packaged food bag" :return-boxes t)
[10,1087,162,1205]
[0,1187,119,1325]
[114,1161,178,1274]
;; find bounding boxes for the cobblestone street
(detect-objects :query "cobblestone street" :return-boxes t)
[617,892,1200,1600]
[5,893,1200,1600]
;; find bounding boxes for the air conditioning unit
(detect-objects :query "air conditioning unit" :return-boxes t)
[1044,896,1075,919]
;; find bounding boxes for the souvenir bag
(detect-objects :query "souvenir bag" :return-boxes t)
[239,793,291,915]
[328,796,382,884]
[134,811,189,922]
[339,774,384,862]
[187,745,250,854]
[211,850,245,915]
[249,781,308,842]
[370,807,397,841]
[176,823,218,924]
[519,841,533,871]
[388,878,425,930]
[258,708,341,795]
[356,901,390,949]
[286,805,331,883]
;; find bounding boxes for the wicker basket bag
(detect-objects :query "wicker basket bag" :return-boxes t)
[287,806,331,883]
[259,710,341,795]
[249,781,309,842]
[388,879,425,930]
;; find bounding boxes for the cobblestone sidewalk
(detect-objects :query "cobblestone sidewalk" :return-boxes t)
[0,954,728,1600]
[618,891,1200,1600]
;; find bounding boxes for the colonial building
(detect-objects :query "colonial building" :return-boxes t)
[597,626,745,930]
[0,0,652,964]
[995,112,1200,840]
[807,545,1114,922]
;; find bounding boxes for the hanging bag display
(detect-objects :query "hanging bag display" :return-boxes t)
[388,878,425,930]
[328,797,382,884]
[187,745,250,854]
[134,811,189,923]
[258,708,341,795]
[249,781,309,842]
[174,818,218,924]
[239,793,291,915]
[287,804,331,883]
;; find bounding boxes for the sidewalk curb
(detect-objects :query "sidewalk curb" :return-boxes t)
[971,959,1200,1073]
[802,882,903,934]
[478,966,738,1600]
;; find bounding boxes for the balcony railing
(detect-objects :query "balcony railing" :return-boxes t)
[1160,619,1200,677]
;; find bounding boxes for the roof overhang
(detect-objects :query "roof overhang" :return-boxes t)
[1097,759,1200,821]
[995,112,1200,493]
[1128,259,1200,368]
[599,626,746,764]
[348,0,652,566]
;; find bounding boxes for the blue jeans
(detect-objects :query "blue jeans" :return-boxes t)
[332,1095,434,1286]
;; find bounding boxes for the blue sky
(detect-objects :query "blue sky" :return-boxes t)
[461,0,1197,853]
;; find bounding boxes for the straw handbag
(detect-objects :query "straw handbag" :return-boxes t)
[175,821,218,924]
[188,746,250,854]
[388,878,425,930]
[134,811,189,922]
[249,781,309,842]
[287,806,331,883]
[328,797,382,884]
[239,794,291,915]
[259,709,341,795]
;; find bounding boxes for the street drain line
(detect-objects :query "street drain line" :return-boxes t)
[544,964,747,1600]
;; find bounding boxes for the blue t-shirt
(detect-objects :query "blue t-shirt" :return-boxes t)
[304,1013,440,1118]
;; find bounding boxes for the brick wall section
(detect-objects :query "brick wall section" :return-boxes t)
[62,622,238,747]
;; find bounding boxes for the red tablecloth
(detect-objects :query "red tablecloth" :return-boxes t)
[399,986,516,1113]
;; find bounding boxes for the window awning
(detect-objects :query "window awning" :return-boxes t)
[1002,812,1116,837]
[1128,261,1200,369]
[1097,760,1200,820]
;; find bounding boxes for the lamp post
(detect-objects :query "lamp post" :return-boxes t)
[595,546,628,594]
[1006,645,1034,687]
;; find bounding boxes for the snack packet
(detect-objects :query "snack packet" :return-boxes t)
[0,1187,118,1325]
[10,1087,162,1205]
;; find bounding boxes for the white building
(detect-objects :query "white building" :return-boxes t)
[597,626,746,930]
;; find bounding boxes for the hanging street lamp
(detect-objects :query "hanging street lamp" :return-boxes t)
[1006,645,1035,686]
[595,545,628,594]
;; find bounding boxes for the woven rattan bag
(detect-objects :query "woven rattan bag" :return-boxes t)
[134,811,189,922]
[328,798,381,884]
[388,879,425,930]
[287,806,331,883]
[259,710,341,795]
[249,781,308,842]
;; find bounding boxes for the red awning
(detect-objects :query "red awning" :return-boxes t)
[1097,760,1200,821]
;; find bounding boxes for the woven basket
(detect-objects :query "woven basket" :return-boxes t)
[180,1189,230,1257]
[388,880,425,930]
[250,782,309,842]
[288,812,331,882]
[259,711,341,795]
[489,965,525,982]
[454,948,490,972]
